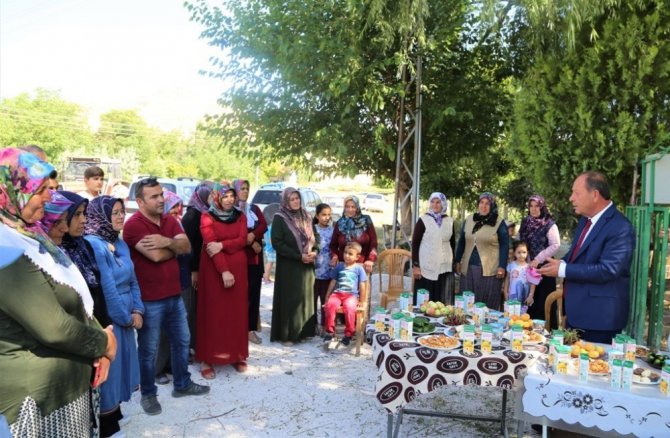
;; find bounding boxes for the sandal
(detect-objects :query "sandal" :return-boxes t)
[200,364,216,380]
[233,361,248,373]
[249,332,262,345]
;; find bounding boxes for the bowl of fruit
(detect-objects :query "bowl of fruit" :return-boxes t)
[417,301,452,318]
[441,312,470,327]
[646,351,670,369]
[509,314,533,330]
[569,340,607,359]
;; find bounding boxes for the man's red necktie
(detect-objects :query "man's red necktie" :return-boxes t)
[564,218,592,300]
[569,219,592,262]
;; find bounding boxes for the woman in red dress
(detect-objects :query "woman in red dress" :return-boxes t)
[196,182,249,378]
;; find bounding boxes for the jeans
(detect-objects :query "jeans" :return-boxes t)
[138,295,192,396]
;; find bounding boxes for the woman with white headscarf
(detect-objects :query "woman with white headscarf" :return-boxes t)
[411,192,455,304]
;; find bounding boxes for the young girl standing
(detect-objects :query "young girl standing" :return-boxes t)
[503,240,536,306]
[313,203,334,333]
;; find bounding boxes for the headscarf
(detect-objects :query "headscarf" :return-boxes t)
[519,194,556,260]
[188,181,213,213]
[208,181,241,223]
[42,190,74,232]
[0,148,68,265]
[275,187,315,253]
[0,148,94,317]
[426,192,447,227]
[85,196,123,244]
[59,191,100,288]
[472,192,499,234]
[336,195,372,242]
[233,178,259,229]
[163,189,183,217]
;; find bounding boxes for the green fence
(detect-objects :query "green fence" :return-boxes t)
[626,205,669,349]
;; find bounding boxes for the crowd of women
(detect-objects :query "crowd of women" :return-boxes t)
[0,144,561,437]
[0,146,383,437]
[413,191,560,323]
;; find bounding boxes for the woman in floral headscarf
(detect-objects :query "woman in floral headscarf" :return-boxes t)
[519,194,560,323]
[0,148,115,438]
[411,192,456,304]
[329,195,378,273]
[455,192,509,310]
[233,178,268,345]
[42,191,74,243]
[270,187,318,345]
[196,182,249,377]
[85,196,144,437]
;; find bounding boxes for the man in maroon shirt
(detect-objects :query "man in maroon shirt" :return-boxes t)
[123,178,209,416]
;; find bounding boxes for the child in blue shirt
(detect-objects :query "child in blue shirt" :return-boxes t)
[323,242,367,345]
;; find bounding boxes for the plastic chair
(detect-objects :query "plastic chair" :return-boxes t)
[334,279,369,356]
[377,249,412,308]
[544,289,564,331]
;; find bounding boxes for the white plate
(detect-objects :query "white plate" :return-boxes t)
[633,378,661,385]
[503,331,546,345]
[417,335,461,351]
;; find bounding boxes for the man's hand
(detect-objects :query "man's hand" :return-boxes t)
[530,259,540,269]
[206,242,223,257]
[537,257,560,277]
[222,271,235,288]
[139,234,171,250]
[131,313,143,329]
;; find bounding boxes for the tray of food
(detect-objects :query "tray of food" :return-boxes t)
[413,317,438,335]
[417,334,461,350]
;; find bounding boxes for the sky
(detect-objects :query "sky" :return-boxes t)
[0,0,224,133]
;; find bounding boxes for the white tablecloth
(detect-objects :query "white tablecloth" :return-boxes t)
[522,360,670,437]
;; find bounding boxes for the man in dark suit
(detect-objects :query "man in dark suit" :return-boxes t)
[538,171,635,343]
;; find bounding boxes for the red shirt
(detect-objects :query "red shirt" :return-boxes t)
[123,211,183,301]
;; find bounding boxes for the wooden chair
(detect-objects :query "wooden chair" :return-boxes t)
[377,249,412,308]
[334,279,369,356]
[544,290,564,331]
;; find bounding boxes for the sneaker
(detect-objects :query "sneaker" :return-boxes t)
[323,333,333,342]
[155,373,170,385]
[341,336,352,346]
[172,382,210,398]
[140,395,162,416]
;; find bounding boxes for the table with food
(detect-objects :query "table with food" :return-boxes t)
[370,292,546,438]
[515,330,670,438]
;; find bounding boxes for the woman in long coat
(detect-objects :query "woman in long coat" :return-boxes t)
[196,182,249,377]
[270,187,318,345]
[85,196,144,437]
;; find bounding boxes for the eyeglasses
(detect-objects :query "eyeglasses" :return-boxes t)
[111,209,126,217]
[137,177,158,186]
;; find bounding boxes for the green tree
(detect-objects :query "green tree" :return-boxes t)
[0,89,95,160]
[186,0,517,224]
[508,1,670,230]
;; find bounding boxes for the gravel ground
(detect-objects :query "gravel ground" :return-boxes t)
[119,281,547,438]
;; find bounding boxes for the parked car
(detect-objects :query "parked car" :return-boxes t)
[362,193,387,212]
[251,186,323,216]
[125,176,202,219]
